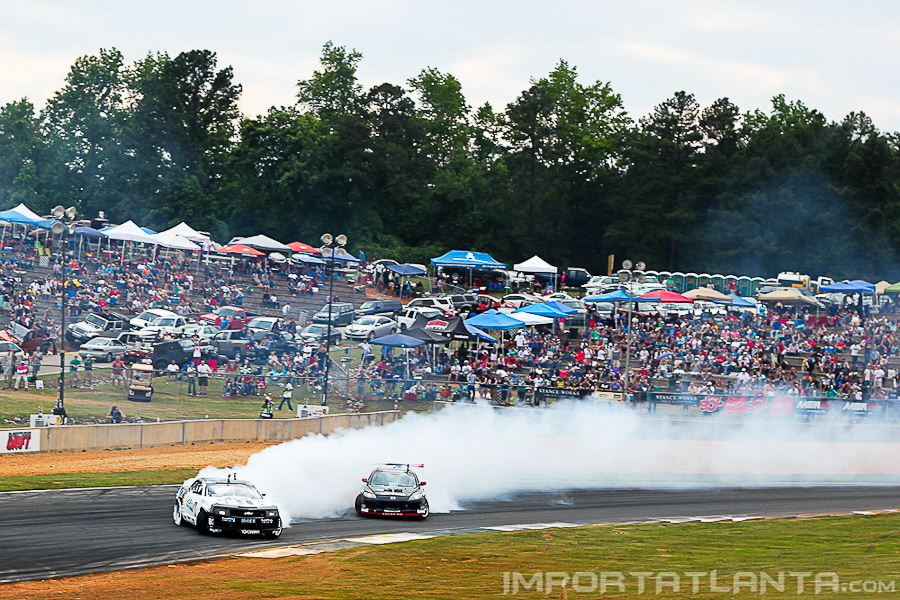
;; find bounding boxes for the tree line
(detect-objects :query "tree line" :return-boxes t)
[1,43,899,281]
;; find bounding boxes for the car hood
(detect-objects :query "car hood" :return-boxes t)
[368,484,417,496]
[209,496,273,509]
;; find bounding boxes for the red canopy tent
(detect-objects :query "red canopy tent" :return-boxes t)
[287,241,321,254]
[635,290,694,303]
[214,243,265,256]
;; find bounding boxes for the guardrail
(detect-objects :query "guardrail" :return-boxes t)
[33,410,399,453]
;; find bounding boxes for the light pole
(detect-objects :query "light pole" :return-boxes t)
[619,259,646,402]
[50,205,78,408]
[319,233,347,406]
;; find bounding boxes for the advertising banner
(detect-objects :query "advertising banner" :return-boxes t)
[2,429,40,453]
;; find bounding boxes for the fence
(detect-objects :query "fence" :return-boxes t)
[36,410,399,453]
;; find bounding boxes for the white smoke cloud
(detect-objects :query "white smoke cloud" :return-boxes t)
[198,401,900,524]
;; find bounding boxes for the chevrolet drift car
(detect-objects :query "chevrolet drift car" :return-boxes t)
[173,475,282,538]
[355,464,429,518]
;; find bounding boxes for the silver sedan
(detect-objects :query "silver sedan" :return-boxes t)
[344,315,398,340]
[78,337,128,362]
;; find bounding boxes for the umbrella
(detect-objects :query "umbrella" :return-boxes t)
[465,309,526,330]
[584,290,634,302]
[369,333,426,348]
[233,234,291,252]
[683,287,732,303]
[286,241,321,254]
[214,243,265,256]
[635,290,694,303]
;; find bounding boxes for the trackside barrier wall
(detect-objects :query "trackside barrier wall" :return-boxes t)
[38,411,400,453]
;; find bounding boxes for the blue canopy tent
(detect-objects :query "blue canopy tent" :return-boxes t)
[727,293,755,307]
[819,280,875,293]
[543,300,577,315]
[370,333,425,348]
[295,254,327,265]
[386,263,427,276]
[514,302,569,319]
[431,250,506,288]
[584,290,634,302]
[465,309,525,330]
[465,323,498,343]
[72,226,108,260]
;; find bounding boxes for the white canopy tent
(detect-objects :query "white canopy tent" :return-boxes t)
[103,220,159,244]
[159,222,211,244]
[152,230,201,251]
[232,234,291,252]
[513,255,557,274]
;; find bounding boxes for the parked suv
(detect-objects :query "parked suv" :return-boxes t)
[447,294,478,313]
[66,311,131,343]
[312,302,356,326]
[354,299,403,317]
[406,297,454,313]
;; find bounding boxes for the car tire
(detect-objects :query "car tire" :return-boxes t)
[173,502,185,526]
[235,350,242,362]
[366,333,374,341]
[418,499,429,519]
[264,518,283,539]
[196,509,211,535]
[105,353,113,363]
[354,494,364,516]
[400,323,407,331]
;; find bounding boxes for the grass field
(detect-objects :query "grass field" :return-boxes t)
[0,345,426,426]
[6,514,899,599]
[0,469,195,491]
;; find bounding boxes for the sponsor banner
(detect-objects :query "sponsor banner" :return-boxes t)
[649,393,898,418]
[652,393,700,405]
[536,387,586,399]
[2,429,40,453]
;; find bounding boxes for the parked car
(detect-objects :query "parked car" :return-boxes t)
[67,311,131,343]
[297,323,343,346]
[0,340,25,360]
[152,339,215,370]
[6,321,54,353]
[563,267,592,289]
[557,298,588,327]
[246,316,283,333]
[312,302,356,326]
[406,297,453,313]
[345,315,398,340]
[78,336,128,362]
[354,299,403,317]
[130,308,178,330]
[210,329,253,361]
[139,314,189,337]
[446,294,478,313]
[247,331,297,362]
[397,307,443,330]
[180,324,220,342]
[501,293,542,308]
[474,295,500,312]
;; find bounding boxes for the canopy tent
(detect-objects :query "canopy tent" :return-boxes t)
[102,220,159,244]
[465,309,525,330]
[232,234,291,252]
[727,293,755,307]
[514,302,569,319]
[465,323,498,343]
[411,314,480,341]
[152,230,200,251]
[512,255,557,274]
[508,311,553,326]
[683,287,732,303]
[430,250,506,269]
[757,288,820,305]
[819,280,876,294]
[883,281,900,294]
[286,241,321,254]
[214,243,265,256]
[403,327,451,345]
[295,254,327,265]
[369,333,425,348]
[0,203,55,229]
[634,290,694,303]
[543,300,577,315]
[73,226,107,239]
[385,263,427,276]
[159,222,211,243]
[875,280,892,295]
[584,290,634,303]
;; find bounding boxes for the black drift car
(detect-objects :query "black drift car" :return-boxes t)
[355,464,429,518]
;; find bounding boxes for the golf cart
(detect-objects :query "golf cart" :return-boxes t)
[128,363,154,402]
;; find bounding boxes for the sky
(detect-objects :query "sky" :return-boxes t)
[2,0,900,130]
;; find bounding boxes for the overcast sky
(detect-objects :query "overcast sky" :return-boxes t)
[2,0,899,130]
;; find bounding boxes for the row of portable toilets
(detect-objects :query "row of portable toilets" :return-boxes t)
[644,271,768,297]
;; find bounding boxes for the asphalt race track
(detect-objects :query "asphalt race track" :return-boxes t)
[2,485,898,583]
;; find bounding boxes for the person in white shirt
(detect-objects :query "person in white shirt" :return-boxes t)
[166,360,179,383]
[196,360,212,396]
[278,381,293,411]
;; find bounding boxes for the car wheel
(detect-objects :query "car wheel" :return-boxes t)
[235,350,242,362]
[173,502,185,526]
[400,323,407,331]
[105,353,113,363]
[367,333,374,341]
[418,499,429,519]
[196,509,211,535]
[264,518,283,539]
[354,494,364,516]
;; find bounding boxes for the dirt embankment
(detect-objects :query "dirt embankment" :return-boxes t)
[0,442,276,477]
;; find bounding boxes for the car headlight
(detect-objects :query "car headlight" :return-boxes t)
[267,511,278,517]
[216,508,226,515]
[409,491,423,501]
[363,490,376,499]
